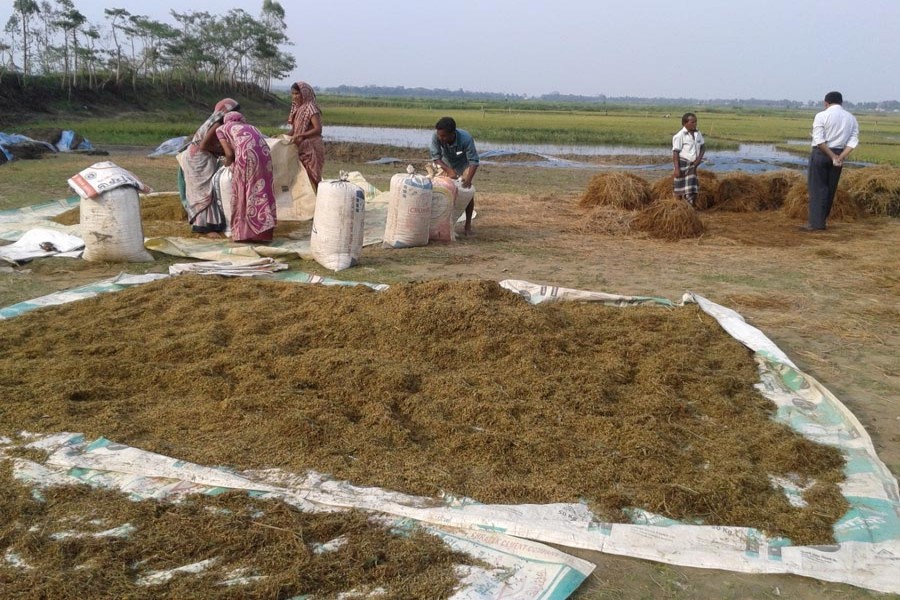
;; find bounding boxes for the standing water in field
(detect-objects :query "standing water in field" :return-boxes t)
[320,125,848,173]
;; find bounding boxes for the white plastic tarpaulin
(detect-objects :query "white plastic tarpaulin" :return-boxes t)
[3,433,594,599]
[0,228,84,264]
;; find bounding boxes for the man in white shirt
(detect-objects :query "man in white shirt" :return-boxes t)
[672,113,705,207]
[804,91,860,231]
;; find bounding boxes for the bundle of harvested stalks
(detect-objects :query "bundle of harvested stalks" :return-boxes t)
[648,170,718,210]
[579,172,652,210]
[577,205,635,235]
[631,196,705,240]
[712,173,768,211]
[782,181,862,221]
[695,170,719,210]
[649,176,673,201]
[759,170,803,210]
[842,166,900,217]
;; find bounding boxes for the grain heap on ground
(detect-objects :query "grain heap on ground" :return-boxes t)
[0,277,847,547]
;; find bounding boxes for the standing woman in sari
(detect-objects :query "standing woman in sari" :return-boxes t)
[287,81,325,190]
[216,112,277,243]
[179,98,240,235]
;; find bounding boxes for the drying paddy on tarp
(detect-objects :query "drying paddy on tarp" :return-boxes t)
[0,462,471,599]
[0,277,848,545]
[50,193,309,240]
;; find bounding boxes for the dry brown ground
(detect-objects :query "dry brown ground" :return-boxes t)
[1,146,898,599]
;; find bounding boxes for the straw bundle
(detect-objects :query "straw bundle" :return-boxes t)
[842,167,900,217]
[631,196,705,240]
[649,170,718,210]
[578,205,635,235]
[695,170,719,210]
[649,176,673,201]
[758,170,803,210]
[712,173,768,212]
[782,181,862,221]
[579,172,652,210]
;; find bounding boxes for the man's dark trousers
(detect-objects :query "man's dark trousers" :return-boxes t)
[807,147,844,229]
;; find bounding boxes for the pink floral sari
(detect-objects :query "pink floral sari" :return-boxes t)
[216,113,277,242]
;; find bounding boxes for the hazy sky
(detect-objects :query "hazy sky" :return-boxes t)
[3,0,898,102]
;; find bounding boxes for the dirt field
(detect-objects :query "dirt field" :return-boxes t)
[1,146,898,599]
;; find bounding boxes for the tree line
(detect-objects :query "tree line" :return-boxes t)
[323,85,900,112]
[1,0,296,96]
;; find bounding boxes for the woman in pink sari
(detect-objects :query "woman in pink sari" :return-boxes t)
[287,81,325,190]
[179,97,240,235]
[216,112,277,243]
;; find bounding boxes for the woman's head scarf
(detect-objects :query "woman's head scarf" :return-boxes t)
[288,82,321,135]
[224,111,245,124]
[187,98,241,148]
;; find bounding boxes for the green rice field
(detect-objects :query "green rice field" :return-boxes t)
[10,94,900,165]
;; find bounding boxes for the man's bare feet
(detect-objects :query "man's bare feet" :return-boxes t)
[204,231,224,239]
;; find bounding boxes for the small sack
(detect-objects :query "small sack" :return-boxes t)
[213,166,233,227]
[311,173,366,271]
[453,181,475,226]
[266,135,317,221]
[429,176,458,242]
[383,166,432,248]
[80,186,153,262]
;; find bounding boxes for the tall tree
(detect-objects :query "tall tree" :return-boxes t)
[53,0,86,92]
[77,25,100,89]
[104,7,130,86]
[127,15,176,85]
[0,40,13,74]
[3,15,22,73]
[256,0,293,93]
[11,0,40,76]
[33,1,57,74]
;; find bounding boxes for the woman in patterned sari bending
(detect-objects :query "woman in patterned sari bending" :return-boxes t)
[178,97,240,235]
[216,112,277,243]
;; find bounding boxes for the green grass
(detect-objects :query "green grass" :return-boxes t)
[8,92,900,164]
[315,95,900,164]
[0,154,180,211]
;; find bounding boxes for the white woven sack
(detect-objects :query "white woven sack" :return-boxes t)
[80,186,153,262]
[383,169,432,248]
[311,175,366,271]
[429,176,458,242]
[213,166,233,231]
[266,135,317,221]
[453,181,475,226]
